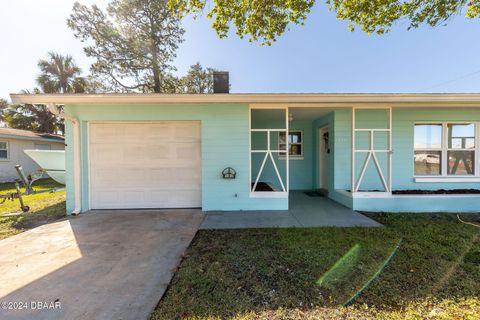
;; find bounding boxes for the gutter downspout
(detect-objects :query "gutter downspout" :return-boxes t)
[47,103,81,215]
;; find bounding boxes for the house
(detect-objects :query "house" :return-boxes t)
[9,92,480,214]
[0,128,64,182]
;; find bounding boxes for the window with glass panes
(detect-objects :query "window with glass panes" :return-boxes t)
[0,142,8,160]
[414,123,476,176]
[279,130,303,158]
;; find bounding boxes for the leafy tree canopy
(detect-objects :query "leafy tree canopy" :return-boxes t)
[169,0,480,45]
[180,62,215,93]
[2,90,64,134]
[68,0,185,93]
[2,51,88,134]
[0,99,8,110]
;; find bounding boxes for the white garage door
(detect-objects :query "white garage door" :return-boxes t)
[89,122,201,209]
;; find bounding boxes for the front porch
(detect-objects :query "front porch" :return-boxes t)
[249,106,394,209]
[249,105,480,213]
[200,191,381,229]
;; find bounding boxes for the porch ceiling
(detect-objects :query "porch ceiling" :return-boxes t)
[288,107,340,120]
[252,107,343,121]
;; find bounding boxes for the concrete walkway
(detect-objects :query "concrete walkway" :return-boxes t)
[0,209,203,320]
[201,191,381,229]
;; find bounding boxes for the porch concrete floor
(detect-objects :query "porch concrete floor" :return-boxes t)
[200,191,382,229]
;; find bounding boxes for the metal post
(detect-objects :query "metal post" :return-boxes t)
[351,107,355,194]
[285,107,289,193]
[388,107,392,193]
[15,165,33,194]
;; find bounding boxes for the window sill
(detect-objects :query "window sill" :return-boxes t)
[414,177,480,183]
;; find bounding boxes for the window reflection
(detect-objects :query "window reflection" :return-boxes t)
[414,124,442,149]
[414,151,441,175]
[447,124,475,149]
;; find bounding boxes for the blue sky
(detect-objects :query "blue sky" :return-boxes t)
[1,0,480,100]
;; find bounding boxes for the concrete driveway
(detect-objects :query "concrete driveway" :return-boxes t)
[0,209,203,320]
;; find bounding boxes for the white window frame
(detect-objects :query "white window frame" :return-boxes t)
[0,141,9,161]
[352,106,392,194]
[279,130,304,160]
[414,121,480,182]
[249,106,289,198]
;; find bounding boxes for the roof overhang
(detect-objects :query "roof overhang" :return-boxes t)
[0,134,64,143]
[9,93,480,107]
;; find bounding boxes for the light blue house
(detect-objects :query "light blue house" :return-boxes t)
[10,93,480,214]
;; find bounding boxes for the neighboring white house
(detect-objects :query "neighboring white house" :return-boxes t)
[0,128,64,182]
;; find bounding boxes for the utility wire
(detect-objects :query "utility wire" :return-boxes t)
[421,69,480,91]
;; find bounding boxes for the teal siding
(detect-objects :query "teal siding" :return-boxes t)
[64,104,287,213]
[354,196,480,213]
[332,110,352,190]
[330,107,480,212]
[393,108,480,190]
[64,103,480,214]
[352,109,390,191]
[331,107,480,192]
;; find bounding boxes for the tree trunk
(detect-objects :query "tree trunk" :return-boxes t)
[151,37,161,93]
[149,17,162,94]
[152,63,161,93]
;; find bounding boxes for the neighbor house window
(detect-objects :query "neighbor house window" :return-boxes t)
[0,142,8,160]
[279,130,303,158]
[34,143,51,150]
[414,123,476,176]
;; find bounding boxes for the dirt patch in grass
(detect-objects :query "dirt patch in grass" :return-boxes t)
[11,202,66,229]
[152,213,480,320]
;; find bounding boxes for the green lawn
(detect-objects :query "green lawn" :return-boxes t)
[152,213,480,320]
[0,178,66,240]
